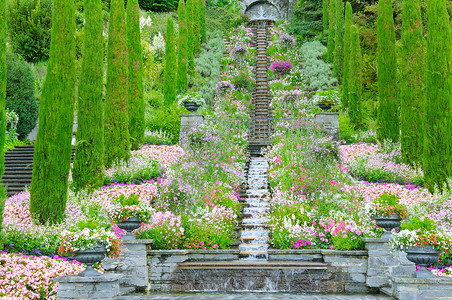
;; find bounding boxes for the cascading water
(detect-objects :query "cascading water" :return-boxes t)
[239,157,270,260]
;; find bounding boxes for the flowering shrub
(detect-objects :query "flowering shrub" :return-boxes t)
[131,145,184,168]
[104,155,162,185]
[215,80,235,97]
[106,194,153,223]
[177,91,206,107]
[366,193,409,218]
[0,252,83,299]
[270,60,291,77]
[312,89,341,106]
[134,211,185,249]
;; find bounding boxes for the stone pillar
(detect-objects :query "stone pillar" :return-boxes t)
[364,238,394,288]
[392,277,452,300]
[102,239,153,293]
[315,112,340,140]
[54,273,122,300]
[179,114,204,146]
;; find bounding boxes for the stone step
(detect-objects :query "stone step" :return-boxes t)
[238,251,268,259]
[178,261,328,270]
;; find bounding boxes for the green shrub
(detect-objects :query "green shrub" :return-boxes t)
[5,52,38,140]
[143,129,174,145]
[146,102,185,144]
[138,0,177,12]
[7,0,52,63]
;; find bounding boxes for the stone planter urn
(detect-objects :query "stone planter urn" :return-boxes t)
[184,102,200,113]
[372,213,402,238]
[117,216,142,240]
[318,103,332,112]
[405,245,441,278]
[75,243,107,277]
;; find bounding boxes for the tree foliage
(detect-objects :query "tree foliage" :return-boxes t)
[163,16,176,106]
[104,0,130,167]
[376,0,398,143]
[0,0,7,231]
[333,0,344,79]
[199,0,206,44]
[348,24,362,128]
[72,0,104,191]
[423,0,452,191]
[326,0,336,62]
[323,0,328,30]
[192,0,201,53]
[177,0,188,93]
[342,2,352,109]
[186,0,195,73]
[30,0,76,223]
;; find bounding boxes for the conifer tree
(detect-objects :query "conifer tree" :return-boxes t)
[199,0,206,44]
[0,0,7,230]
[348,25,362,128]
[127,0,144,150]
[342,2,352,109]
[400,0,425,166]
[323,0,329,31]
[192,0,201,53]
[333,0,344,79]
[104,0,129,167]
[326,0,336,62]
[423,0,452,191]
[30,0,76,223]
[72,0,104,191]
[164,17,177,106]
[376,0,398,143]
[177,0,188,93]
[186,0,195,74]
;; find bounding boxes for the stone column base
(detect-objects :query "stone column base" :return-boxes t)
[54,273,122,300]
[179,114,204,146]
[315,112,339,140]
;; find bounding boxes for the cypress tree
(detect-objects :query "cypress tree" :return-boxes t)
[199,0,206,44]
[323,0,329,31]
[104,0,129,167]
[186,0,195,73]
[400,0,425,166]
[0,0,7,230]
[192,0,201,54]
[72,0,104,191]
[126,0,144,150]
[342,2,352,109]
[376,0,398,143]
[30,0,76,223]
[423,0,452,191]
[177,0,188,93]
[163,17,177,106]
[333,0,344,79]
[326,0,336,62]
[348,25,362,128]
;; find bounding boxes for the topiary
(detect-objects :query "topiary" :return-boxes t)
[5,51,38,140]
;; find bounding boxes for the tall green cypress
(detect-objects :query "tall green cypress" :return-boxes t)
[348,25,362,128]
[192,0,200,54]
[376,0,398,143]
[424,0,452,191]
[326,0,336,62]
[0,0,7,230]
[126,0,144,150]
[199,0,206,44]
[400,0,425,166]
[163,17,177,106]
[186,0,195,73]
[177,0,188,93]
[342,2,353,109]
[323,0,329,31]
[104,0,129,167]
[72,0,104,191]
[333,0,344,79]
[30,0,76,223]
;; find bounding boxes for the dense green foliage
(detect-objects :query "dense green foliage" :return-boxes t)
[326,0,336,62]
[127,0,145,150]
[348,25,362,128]
[30,0,76,224]
[146,102,185,144]
[0,0,6,231]
[138,0,178,12]
[163,17,176,106]
[6,0,52,63]
[342,2,352,109]
[376,0,398,142]
[192,0,200,53]
[423,0,452,191]
[72,0,104,192]
[177,0,188,93]
[5,52,38,139]
[204,6,248,35]
[186,0,195,73]
[322,0,328,30]
[199,0,206,43]
[333,0,344,79]
[290,0,323,41]
[105,0,130,167]
[400,0,424,166]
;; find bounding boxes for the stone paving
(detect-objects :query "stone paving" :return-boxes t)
[118,292,393,300]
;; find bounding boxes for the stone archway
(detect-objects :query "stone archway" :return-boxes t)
[240,0,291,21]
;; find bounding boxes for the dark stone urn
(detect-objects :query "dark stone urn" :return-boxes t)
[75,243,106,277]
[405,245,441,278]
[184,102,200,113]
[318,103,332,112]
[117,216,142,240]
[372,213,402,238]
